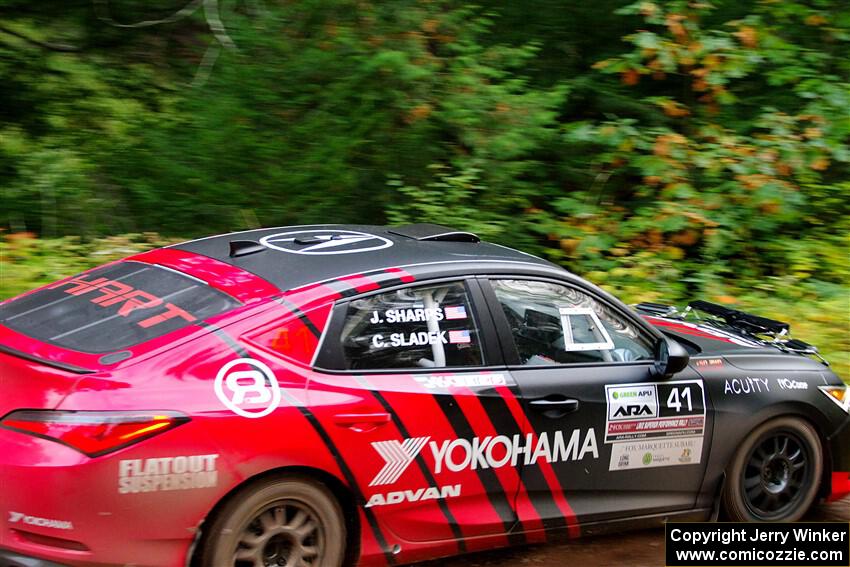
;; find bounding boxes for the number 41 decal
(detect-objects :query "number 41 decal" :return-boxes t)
[667,386,693,413]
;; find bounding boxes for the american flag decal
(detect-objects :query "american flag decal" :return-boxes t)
[444,306,467,320]
[448,330,471,344]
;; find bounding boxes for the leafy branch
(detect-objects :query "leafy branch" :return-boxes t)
[93,0,236,86]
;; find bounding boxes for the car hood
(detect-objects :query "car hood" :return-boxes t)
[642,315,812,357]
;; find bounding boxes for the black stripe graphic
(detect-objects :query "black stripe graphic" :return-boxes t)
[202,323,396,565]
[364,384,467,553]
[429,390,524,546]
[197,321,250,357]
[292,404,396,566]
[479,386,567,533]
[368,271,408,290]
[323,279,360,299]
[275,297,321,338]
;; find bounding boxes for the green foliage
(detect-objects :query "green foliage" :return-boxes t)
[0,233,175,298]
[0,0,847,380]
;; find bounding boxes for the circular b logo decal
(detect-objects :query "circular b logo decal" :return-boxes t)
[259,229,393,255]
[215,358,281,419]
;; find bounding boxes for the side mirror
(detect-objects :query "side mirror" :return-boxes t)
[652,336,690,378]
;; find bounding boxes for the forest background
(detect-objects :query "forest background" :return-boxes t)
[0,0,847,378]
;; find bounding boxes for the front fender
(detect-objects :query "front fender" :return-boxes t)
[697,368,840,504]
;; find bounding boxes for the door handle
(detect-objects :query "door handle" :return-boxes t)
[332,412,391,433]
[529,396,580,418]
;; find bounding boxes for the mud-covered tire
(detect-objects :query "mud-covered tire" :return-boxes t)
[197,475,346,567]
[722,417,822,522]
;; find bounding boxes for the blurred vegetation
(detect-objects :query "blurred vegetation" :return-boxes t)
[0,0,847,378]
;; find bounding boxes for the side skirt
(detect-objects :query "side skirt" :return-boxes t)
[569,507,714,539]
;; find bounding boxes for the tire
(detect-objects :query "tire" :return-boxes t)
[197,475,346,567]
[722,416,822,522]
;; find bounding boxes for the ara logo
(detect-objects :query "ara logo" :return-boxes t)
[613,404,654,417]
[607,385,659,421]
[370,437,430,486]
[259,229,393,255]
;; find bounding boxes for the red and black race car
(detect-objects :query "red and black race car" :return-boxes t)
[1,224,847,567]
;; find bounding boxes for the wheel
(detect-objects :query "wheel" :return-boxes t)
[197,475,346,567]
[722,416,822,522]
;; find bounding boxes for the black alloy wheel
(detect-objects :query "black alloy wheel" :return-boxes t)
[741,431,812,519]
[722,416,822,522]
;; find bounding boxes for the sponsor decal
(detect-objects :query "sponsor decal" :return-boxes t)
[369,429,599,486]
[448,330,471,344]
[48,275,196,329]
[119,454,219,494]
[371,331,446,349]
[724,377,770,395]
[606,381,706,470]
[694,358,724,368]
[609,437,704,471]
[414,373,507,390]
[605,381,706,443]
[606,416,705,441]
[613,404,654,417]
[778,378,808,391]
[8,511,73,531]
[370,437,430,486]
[259,230,393,256]
[365,485,461,508]
[431,429,598,474]
[607,385,656,420]
[215,358,281,418]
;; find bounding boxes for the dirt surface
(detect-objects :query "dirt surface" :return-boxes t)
[429,498,850,567]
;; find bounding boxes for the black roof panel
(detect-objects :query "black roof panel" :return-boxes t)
[172,224,556,291]
[387,223,480,242]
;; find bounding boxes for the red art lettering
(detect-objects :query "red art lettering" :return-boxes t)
[138,303,196,328]
[117,291,164,316]
[48,275,110,295]
[91,281,134,305]
[52,272,196,329]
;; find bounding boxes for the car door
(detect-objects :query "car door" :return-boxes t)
[481,277,712,527]
[308,278,524,548]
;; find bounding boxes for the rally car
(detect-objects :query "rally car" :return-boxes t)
[0,223,847,567]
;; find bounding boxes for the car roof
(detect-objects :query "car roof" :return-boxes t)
[171,224,561,292]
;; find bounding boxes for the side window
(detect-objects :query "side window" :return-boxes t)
[339,282,483,370]
[492,279,653,365]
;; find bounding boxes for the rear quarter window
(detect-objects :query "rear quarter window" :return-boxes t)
[0,262,240,353]
[333,281,484,370]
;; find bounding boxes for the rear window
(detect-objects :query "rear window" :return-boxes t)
[0,262,240,353]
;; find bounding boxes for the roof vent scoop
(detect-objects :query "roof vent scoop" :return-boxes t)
[229,240,267,258]
[388,223,480,243]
